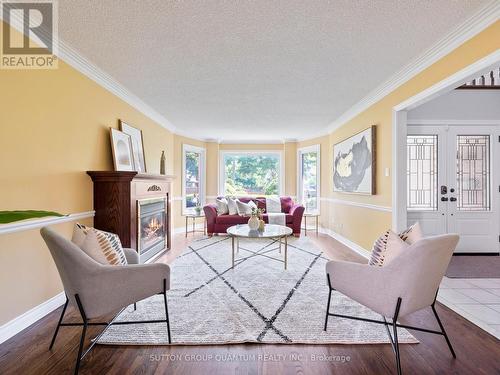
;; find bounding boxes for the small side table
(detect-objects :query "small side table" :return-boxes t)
[184,213,206,237]
[302,212,319,236]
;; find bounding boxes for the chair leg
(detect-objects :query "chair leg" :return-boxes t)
[431,302,456,358]
[74,294,88,375]
[324,274,333,331]
[163,279,171,344]
[134,302,137,311]
[324,288,332,331]
[392,298,403,375]
[49,295,68,350]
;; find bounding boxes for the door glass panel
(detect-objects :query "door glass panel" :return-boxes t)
[407,135,438,211]
[456,135,490,211]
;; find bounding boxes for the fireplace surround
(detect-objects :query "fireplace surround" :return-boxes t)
[87,171,174,263]
[137,197,167,262]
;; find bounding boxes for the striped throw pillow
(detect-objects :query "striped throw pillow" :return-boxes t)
[369,230,408,266]
[369,222,423,266]
[73,223,127,265]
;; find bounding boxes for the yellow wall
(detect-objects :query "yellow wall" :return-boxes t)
[0,23,175,325]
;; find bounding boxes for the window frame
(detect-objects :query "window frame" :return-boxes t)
[297,144,321,213]
[218,150,284,197]
[182,144,206,215]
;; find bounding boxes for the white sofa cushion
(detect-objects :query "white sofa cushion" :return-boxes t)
[216,197,229,215]
[227,197,238,215]
[236,200,257,216]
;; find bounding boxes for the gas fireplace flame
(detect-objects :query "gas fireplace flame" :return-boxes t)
[144,216,163,239]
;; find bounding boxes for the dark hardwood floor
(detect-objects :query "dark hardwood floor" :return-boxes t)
[1,232,499,375]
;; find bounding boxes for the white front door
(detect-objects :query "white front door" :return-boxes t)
[407,124,499,253]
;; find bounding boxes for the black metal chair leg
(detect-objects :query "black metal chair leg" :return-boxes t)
[74,295,88,375]
[324,288,332,331]
[324,274,334,331]
[74,321,87,375]
[392,298,402,375]
[431,302,456,358]
[49,296,68,350]
[163,279,171,344]
[134,302,137,311]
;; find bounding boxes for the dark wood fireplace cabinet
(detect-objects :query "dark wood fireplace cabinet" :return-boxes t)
[87,171,174,263]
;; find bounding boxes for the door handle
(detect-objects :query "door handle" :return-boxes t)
[449,197,457,202]
[441,197,448,202]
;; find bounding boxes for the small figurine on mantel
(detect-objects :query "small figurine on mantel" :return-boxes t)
[160,151,166,175]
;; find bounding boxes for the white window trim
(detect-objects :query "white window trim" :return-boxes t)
[182,144,206,215]
[297,144,321,213]
[219,150,284,196]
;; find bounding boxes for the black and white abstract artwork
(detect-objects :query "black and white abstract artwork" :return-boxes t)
[333,126,375,194]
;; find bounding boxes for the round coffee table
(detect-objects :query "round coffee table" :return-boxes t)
[227,224,293,270]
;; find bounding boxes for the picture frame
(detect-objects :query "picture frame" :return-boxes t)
[333,125,376,195]
[120,120,147,173]
[110,128,135,171]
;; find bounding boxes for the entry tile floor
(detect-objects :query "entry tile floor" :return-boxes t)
[438,277,500,339]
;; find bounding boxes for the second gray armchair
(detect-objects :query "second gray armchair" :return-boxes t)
[324,234,459,375]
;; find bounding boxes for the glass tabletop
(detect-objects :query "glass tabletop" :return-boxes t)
[227,224,292,238]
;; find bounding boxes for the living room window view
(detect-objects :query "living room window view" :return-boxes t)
[0,1,499,375]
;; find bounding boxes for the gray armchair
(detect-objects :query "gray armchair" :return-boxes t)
[40,227,171,375]
[324,234,459,375]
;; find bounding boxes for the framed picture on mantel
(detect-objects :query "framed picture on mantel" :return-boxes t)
[120,120,147,173]
[110,128,135,171]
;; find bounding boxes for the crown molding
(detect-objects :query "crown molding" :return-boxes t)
[59,43,177,133]
[0,11,177,134]
[218,139,288,145]
[2,2,498,143]
[325,0,500,135]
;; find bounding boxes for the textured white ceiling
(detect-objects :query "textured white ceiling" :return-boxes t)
[59,0,488,142]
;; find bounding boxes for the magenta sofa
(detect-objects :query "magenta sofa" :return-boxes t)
[204,196,305,237]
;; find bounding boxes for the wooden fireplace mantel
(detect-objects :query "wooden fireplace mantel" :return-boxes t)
[87,171,175,263]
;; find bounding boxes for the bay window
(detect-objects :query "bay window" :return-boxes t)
[220,151,283,196]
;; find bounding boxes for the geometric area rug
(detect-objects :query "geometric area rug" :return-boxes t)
[98,236,418,345]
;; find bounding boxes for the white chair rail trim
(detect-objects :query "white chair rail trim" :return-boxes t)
[0,211,95,235]
[320,197,392,213]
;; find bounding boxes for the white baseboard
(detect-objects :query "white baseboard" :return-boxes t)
[318,226,370,260]
[0,291,65,344]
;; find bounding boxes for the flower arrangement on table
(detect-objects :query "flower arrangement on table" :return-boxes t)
[248,207,266,231]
